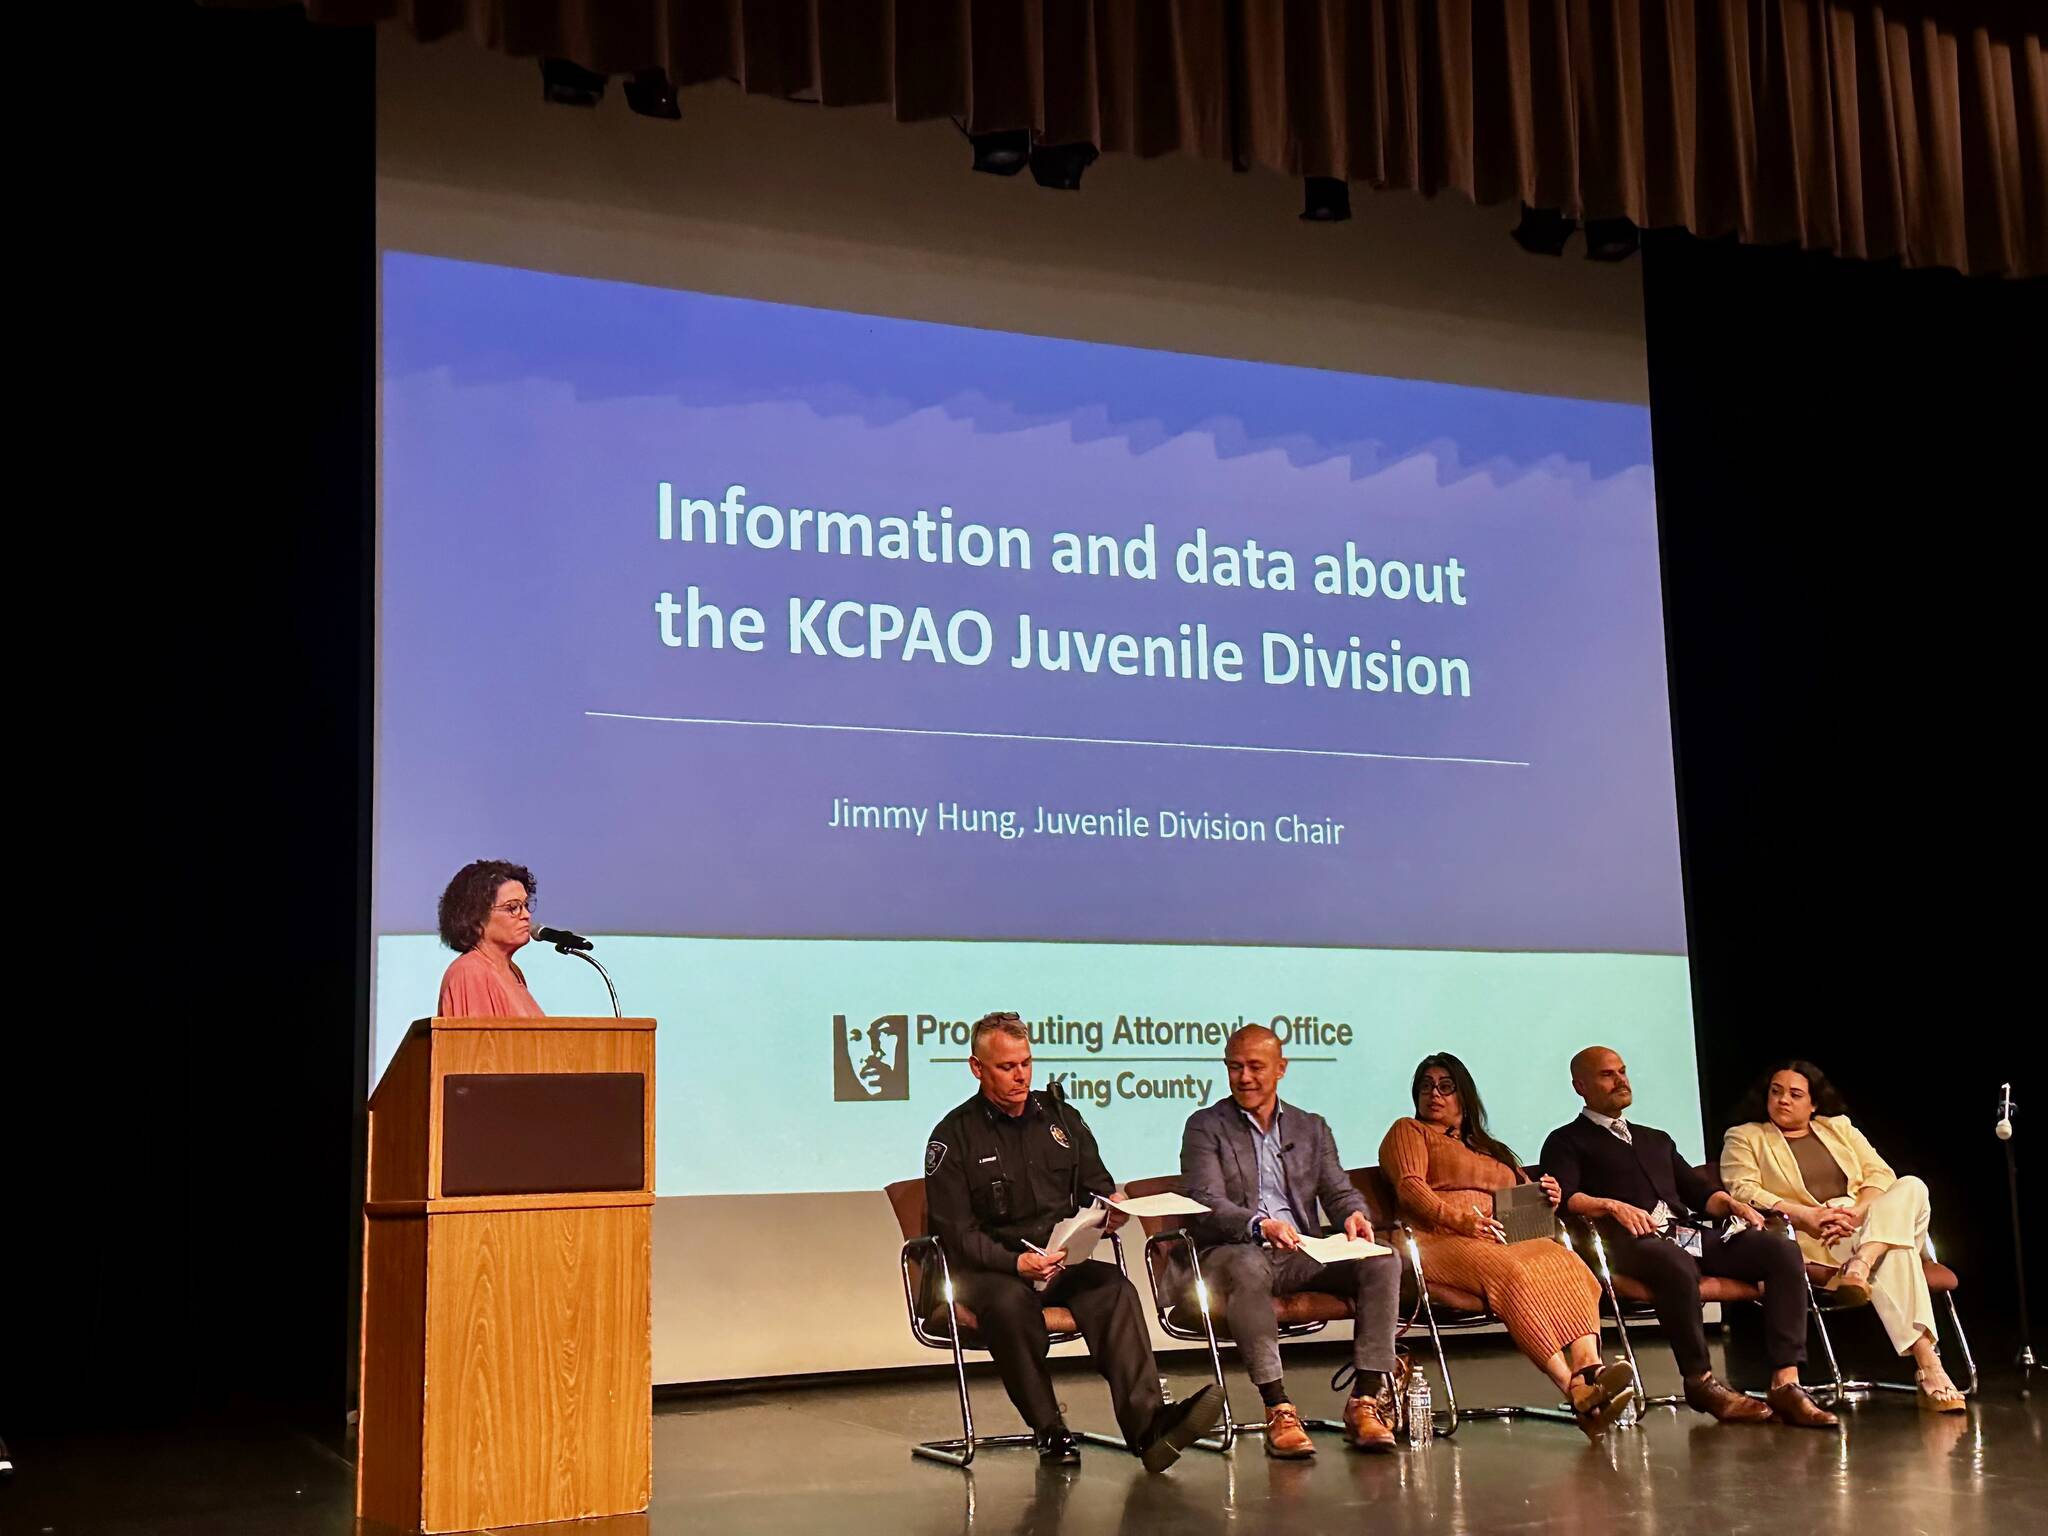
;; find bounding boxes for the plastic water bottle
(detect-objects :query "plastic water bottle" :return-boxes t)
[1404,1368,1432,1446]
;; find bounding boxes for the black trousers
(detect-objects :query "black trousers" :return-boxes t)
[1603,1226,1809,1377]
[953,1262,1165,1447]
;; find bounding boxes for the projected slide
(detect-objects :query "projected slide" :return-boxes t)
[375,252,1697,1194]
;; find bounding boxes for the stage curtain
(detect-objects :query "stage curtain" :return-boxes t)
[301,1,2046,276]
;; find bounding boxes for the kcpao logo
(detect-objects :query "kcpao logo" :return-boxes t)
[834,1013,909,1102]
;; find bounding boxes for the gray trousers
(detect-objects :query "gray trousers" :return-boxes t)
[1199,1243,1401,1385]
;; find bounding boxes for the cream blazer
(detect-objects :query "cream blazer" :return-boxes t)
[1719,1115,1897,1263]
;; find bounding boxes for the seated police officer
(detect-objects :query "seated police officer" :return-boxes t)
[1178,1025,1404,1456]
[924,1011,1224,1469]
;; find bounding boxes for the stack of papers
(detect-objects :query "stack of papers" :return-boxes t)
[1020,1193,1215,1291]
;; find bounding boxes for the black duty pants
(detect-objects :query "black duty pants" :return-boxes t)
[953,1262,1164,1447]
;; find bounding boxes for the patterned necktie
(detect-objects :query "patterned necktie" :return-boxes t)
[1610,1119,1633,1145]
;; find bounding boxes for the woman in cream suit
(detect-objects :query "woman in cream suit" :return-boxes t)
[1720,1060,1964,1411]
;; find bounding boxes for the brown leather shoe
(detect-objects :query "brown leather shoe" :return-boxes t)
[1765,1381,1840,1428]
[1568,1361,1638,1442]
[1263,1402,1315,1458]
[1683,1372,1775,1423]
[1343,1392,1397,1453]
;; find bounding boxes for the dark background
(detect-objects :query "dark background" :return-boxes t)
[8,4,2036,1439]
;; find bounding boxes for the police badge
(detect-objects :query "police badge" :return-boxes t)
[1049,1123,1071,1149]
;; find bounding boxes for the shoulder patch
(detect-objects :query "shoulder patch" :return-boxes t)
[925,1141,948,1176]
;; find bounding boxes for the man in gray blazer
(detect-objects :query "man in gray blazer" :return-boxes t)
[1178,1025,1402,1456]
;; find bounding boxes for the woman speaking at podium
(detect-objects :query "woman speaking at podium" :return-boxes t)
[436,858,547,1018]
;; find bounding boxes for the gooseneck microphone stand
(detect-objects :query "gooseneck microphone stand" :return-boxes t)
[555,943,621,1017]
[2000,1082,2034,1395]
[532,925,622,1017]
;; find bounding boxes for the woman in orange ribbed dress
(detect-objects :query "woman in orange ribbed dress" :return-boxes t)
[1379,1052,1632,1439]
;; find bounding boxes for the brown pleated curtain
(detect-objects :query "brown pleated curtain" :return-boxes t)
[314,1,2046,277]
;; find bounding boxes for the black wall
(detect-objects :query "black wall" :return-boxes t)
[12,5,372,1436]
[1645,231,2044,1377]
[12,8,2038,1437]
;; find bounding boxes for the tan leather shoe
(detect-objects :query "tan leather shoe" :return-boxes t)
[1343,1392,1397,1452]
[1568,1361,1638,1442]
[1683,1372,1775,1423]
[1765,1381,1840,1428]
[1263,1402,1315,1458]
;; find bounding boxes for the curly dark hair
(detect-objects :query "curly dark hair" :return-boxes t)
[1733,1059,1848,1127]
[1410,1051,1523,1172]
[437,860,537,952]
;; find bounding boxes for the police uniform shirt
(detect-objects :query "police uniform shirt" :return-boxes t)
[924,1090,1116,1274]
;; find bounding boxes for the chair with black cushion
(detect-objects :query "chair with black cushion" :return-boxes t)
[1350,1165,1582,1436]
[884,1178,1131,1467]
[1123,1173,1354,1453]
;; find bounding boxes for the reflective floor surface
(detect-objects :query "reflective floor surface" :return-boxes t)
[6,1340,2042,1536]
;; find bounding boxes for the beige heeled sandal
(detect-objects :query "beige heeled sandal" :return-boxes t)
[1915,1368,1966,1413]
[1826,1258,1873,1307]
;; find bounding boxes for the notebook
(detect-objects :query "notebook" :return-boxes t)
[1492,1181,1561,1244]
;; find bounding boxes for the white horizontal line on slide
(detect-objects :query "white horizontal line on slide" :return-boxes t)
[584,712,1531,768]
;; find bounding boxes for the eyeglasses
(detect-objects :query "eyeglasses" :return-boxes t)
[492,899,535,916]
[1418,1078,1458,1099]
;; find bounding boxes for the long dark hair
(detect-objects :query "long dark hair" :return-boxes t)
[1410,1052,1522,1171]
[1733,1058,1848,1128]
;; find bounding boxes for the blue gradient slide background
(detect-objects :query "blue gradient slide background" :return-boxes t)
[374,253,1695,1194]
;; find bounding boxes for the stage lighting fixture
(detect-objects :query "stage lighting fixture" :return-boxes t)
[1029,141,1099,191]
[1510,203,1576,256]
[1583,216,1640,261]
[541,58,607,108]
[623,68,681,121]
[966,129,1032,176]
[1301,177,1352,222]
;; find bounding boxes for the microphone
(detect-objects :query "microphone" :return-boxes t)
[534,925,593,952]
[1996,1082,2014,1142]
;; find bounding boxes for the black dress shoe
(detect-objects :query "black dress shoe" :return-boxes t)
[1138,1383,1223,1473]
[1035,1424,1081,1465]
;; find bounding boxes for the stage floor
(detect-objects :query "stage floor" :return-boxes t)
[7,1341,2042,1535]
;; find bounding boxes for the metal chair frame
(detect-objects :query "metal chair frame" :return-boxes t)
[1138,1225,1349,1453]
[896,1229,1135,1467]
[1395,1223,1584,1436]
[1579,1216,1979,1413]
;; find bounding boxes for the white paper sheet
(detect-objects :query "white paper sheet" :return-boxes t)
[1097,1192,1211,1218]
[1294,1233,1393,1265]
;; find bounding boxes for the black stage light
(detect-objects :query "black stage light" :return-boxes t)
[623,68,681,121]
[1301,177,1351,222]
[1583,216,1640,261]
[967,128,1032,176]
[1029,141,1099,191]
[541,58,608,108]
[1510,203,1576,256]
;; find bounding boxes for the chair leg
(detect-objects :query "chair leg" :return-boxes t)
[1587,1227,1679,1415]
[1402,1230,1460,1438]
[1800,1271,1874,1405]
[1185,1249,1239,1453]
[911,1305,988,1466]
[1861,1289,1980,1399]
[1944,1291,1980,1397]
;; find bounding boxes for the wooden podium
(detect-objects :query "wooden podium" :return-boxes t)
[357,1016,656,1533]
